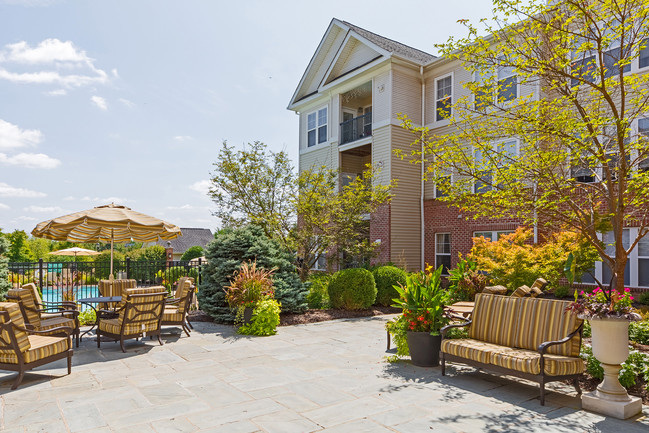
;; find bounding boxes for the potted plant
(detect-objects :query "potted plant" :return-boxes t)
[391,265,450,367]
[567,284,642,418]
[224,261,276,325]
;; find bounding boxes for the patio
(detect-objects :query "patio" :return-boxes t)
[0,316,647,433]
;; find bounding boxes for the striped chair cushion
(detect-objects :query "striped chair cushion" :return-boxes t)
[0,302,31,353]
[491,348,585,376]
[6,288,41,327]
[174,279,194,314]
[0,335,68,364]
[99,318,159,335]
[116,287,166,333]
[441,339,509,364]
[38,316,76,332]
[22,283,43,309]
[100,279,137,308]
[162,307,183,323]
[469,294,520,347]
[514,297,582,357]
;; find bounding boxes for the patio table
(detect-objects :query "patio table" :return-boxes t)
[78,295,122,341]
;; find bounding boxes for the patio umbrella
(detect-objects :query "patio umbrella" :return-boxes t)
[48,247,100,261]
[32,203,182,278]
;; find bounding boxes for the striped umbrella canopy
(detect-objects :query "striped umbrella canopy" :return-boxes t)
[32,203,182,277]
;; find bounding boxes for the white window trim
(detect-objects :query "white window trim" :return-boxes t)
[435,232,451,275]
[472,230,515,241]
[473,138,519,193]
[586,228,648,288]
[472,67,520,109]
[306,106,328,149]
[434,72,453,125]
[434,171,453,199]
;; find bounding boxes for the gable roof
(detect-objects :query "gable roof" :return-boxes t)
[289,19,435,109]
[157,228,213,253]
[341,21,435,65]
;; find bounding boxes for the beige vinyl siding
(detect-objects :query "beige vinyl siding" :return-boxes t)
[372,126,391,186]
[326,37,381,84]
[392,66,422,126]
[390,125,422,271]
[341,152,370,174]
[299,144,338,173]
[297,28,346,100]
[373,71,391,124]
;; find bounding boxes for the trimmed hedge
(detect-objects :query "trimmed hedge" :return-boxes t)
[328,268,376,310]
[372,265,407,306]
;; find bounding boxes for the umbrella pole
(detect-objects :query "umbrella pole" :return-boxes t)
[110,229,114,280]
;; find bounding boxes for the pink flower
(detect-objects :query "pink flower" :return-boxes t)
[625,287,631,292]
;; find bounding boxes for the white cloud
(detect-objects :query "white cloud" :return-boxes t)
[174,135,193,142]
[91,95,107,110]
[0,182,46,198]
[62,196,75,201]
[45,88,66,96]
[0,119,42,150]
[119,98,135,108]
[15,215,37,222]
[0,203,10,210]
[23,205,63,213]
[189,180,211,195]
[0,152,61,169]
[0,39,110,88]
[166,204,194,210]
[80,196,128,204]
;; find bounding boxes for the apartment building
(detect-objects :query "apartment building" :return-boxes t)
[287,18,649,289]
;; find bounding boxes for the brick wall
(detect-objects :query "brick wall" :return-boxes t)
[370,202,391,265]
[423,199,525,268]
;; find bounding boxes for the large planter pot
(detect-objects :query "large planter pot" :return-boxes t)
[406,331,441,367]
[243,307,254,325]
[581,316,642,419]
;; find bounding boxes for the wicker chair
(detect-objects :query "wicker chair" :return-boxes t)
[96,287,167,352]
[162,277,195,336]
[0,302,73,390]
[5,286,80,347]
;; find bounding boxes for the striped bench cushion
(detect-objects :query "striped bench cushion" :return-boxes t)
[491,348,585,376]
[441,339,509,364]
[469,294,519,347]
[0,335,67,364]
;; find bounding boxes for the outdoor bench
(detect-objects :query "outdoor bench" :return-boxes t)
[440,293,584,405]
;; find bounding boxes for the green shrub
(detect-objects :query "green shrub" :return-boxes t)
[581,344,649,390]
[637,291,649,305]
[553,285,572,299]
[386,315,409,358]
[0,235,11,297]
[238,298,281,336]
[306,273,331,309]
[372,266,407,306]
[629,320,649,345]
[328,268,376,310]
[181,246,204,262]
[155,266,199,292]
[94,250,126,279]
[447,257,487,302]
[198,225,307,323]
[78,308,96,326]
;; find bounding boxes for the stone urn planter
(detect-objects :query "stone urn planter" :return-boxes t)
[407,331,441,367]
[581,317,642,419]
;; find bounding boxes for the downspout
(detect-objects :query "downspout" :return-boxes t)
[420,65,425,271]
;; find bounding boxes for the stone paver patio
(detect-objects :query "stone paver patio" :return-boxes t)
[1,316,648,432]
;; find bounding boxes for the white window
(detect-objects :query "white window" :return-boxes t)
[639,38,649,69]
[435,233,451,275]
[474,139,517,193]
[638,233,649,287]
[435,172,452,198]
[307,107,327,147]
[473,230,514,241]
[435,75,452,121]
[587,228,648,288]
[473,70,492,111]
[637,118,649,171]
[601,229,631,287]
[497,65,517,102]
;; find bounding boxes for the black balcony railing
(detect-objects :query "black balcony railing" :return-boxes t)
[340,112,372,145]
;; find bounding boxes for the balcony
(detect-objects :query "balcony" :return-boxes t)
[340,112,372,145]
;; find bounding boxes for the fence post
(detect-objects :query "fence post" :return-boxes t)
[198,258,202,285]
[126,257,131,279]
[38,258,44,290]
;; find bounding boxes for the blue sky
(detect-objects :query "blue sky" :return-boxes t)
[0,0,495,234]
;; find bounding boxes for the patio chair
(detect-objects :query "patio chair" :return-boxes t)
[23,283,75,320]
[96,286,167,352]
[0,302,73,390]
[162,278,195,336]
[5,286,80,347]
[98,278,137,309]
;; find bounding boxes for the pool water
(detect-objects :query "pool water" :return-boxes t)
[41,285,100,311]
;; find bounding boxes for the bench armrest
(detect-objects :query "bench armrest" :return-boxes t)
[441,319,472,338]
[537,323,583,354]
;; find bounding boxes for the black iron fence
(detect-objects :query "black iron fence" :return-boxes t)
[340,112,372,145]
[7,258,204,303]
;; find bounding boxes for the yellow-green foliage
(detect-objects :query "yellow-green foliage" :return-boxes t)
[468,228,597,291]
[238,298,281,336]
